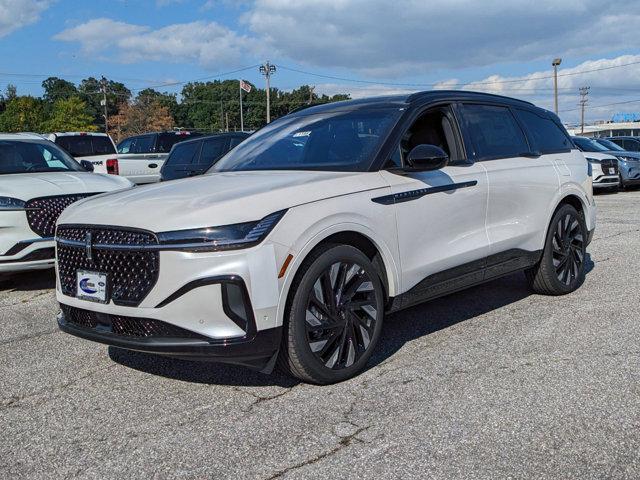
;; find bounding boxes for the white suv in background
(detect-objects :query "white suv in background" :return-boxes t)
[0,134,133,273]
[45,132,118,175]
[55,92,595,384]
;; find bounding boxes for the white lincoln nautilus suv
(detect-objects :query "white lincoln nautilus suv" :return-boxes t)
[56,91,596,384]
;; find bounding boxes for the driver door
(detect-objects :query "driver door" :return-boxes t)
[379,104,490,306]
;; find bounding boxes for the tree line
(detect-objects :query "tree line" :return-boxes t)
[0,77,350,142]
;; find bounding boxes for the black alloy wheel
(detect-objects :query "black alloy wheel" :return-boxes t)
[278,244,384,384]
[304,260,378,369]
[526,204,587,295]
[551,211,585,286]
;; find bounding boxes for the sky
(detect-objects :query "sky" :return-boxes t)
[1,0,640,125]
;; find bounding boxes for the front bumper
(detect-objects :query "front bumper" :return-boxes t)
[0,238,55,273]
[592,175,619,189]
[57,307,282,370]
[56,242,287,370]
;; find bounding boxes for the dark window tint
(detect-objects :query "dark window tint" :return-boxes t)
[572,136,608,153]
[623,139,640,152]
[461,104,529,159]
[157,133,199,153]
[117,137,133,154]
[0,140,83,174]
[229,136,245,148]
[213,110,400,172]
[165,141,201,166]
[55,135,116,157]
[515,109,571,153]
[132,135,155,153]
[91,136,116,155]
[198,138,228,165]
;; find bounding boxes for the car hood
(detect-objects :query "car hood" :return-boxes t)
[582,152,617,161]
[0,172,133,201]
[601,150,640,160]
[59,170,388,231]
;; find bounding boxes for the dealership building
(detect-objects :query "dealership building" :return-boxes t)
[567,113,640,137]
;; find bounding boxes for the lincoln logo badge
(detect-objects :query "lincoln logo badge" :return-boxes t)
[85,232,93,261]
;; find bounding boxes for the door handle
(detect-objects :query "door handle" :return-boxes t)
[148,163,158,169]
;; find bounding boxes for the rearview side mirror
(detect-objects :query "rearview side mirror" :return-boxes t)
[406,144,449,172]
[80,160,94,172]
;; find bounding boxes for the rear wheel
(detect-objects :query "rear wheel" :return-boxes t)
[526,204,587,295]
[278,244,384,384]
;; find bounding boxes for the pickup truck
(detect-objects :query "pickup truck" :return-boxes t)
[115,131,201,184]
[45,132,118,175]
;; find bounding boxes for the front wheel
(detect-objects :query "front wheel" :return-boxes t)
[278,244,385,384]
[526,204,587,295]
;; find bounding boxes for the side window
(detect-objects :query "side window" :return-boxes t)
[132,135,154,154]
[229,136,245,148]
[395,105,463,167]
[514,109,571,153]
[167,141,201,165]
[199,138,228,165]
[461,104,529,160]
[117,138,133,154]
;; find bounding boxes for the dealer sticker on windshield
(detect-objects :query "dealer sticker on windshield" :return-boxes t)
[76,270,108,303]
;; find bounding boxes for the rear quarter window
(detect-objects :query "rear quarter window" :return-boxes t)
[515,109,572,154]
[461,104,529,160]
[165,141,201,165]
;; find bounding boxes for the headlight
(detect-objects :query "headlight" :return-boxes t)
[157,210,287,252]
[585,157,601,164]
[0,197,26,211]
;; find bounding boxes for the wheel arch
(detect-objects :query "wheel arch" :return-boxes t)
[275,224,400,328]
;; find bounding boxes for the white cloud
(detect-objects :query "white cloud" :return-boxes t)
[0,0,51,38]
[244,0,640,76]
[54,18,260,67]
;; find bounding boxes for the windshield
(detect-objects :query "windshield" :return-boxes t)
[0,140,84,174]
[595,138,625,151]
[212,109,401,172]
[55,135,116,157]
[572,137,608,152]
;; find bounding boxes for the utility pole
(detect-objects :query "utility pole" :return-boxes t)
[552,58,562,115]
[100,76,109,134]
[259,61,276,123]
[579,86,590,134]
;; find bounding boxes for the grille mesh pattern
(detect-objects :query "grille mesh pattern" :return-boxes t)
[61,304,207,339]
[25,194,98,237]
[57,226,159,306]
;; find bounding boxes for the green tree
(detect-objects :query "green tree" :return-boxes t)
[136,88,179,122]
[0,96,45,132]
[78,77,131,130]
[42,77,78,104]
[41,97,96,132]
[4,84,17,102]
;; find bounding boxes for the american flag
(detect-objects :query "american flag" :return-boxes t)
[240,80,252,93]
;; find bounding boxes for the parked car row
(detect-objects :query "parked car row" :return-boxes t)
[572,136,640,192]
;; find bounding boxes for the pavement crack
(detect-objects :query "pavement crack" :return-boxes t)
[264,425,370,480]
[0,364,117,410]
[0,329,58,347]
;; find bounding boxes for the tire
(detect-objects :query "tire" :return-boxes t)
[526,204,587,295]
[277,244,385,384]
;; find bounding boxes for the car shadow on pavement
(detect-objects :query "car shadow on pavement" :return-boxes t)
[108,347,300,388]
[0,269,56,292]
[109,261,596,387]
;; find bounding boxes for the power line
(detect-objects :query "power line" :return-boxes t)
[128,64,260,91]
[279,59,640,89]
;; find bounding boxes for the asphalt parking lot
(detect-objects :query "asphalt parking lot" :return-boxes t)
[1,191,639,479]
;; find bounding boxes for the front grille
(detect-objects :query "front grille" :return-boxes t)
[61,304,208,340]
[57,226,159,306]
[25,193,100,237]
[601,159,619,175]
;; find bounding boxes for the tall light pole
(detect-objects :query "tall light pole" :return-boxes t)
[552,58,562,115]
[259,61,276,123]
